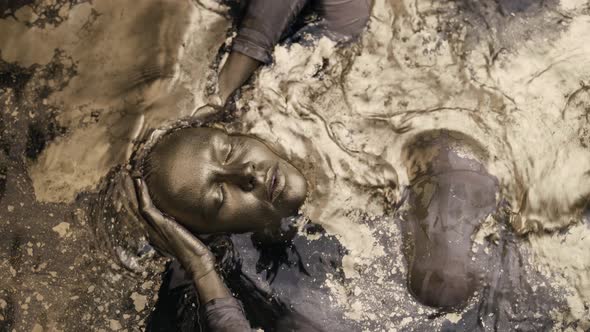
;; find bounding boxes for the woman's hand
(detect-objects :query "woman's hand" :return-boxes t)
[134,178,216,280]
[135,178,234,304]
[134,183,254,331]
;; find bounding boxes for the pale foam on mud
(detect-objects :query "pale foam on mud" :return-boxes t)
[3,0,589,329]
[236,0,590,326]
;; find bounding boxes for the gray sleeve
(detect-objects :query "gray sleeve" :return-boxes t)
[233,0,309,63]
[203,297,253,332]
[318,0,372,38]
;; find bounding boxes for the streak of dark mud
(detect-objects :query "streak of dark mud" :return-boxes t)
[0,51,73,162]
[25,118,65,161]
[0,33,158,331]
[0,117,7,203]
[451,0,566,54]
[0,0,90,28]
[0,55,35,101]
[0,0,34,19]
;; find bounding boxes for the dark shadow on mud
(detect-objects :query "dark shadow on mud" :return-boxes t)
[0,0,34,19]
[0,117,7,203]
[0,56,35,101]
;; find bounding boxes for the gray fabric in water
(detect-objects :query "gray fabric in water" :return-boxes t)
[233,0,371,63]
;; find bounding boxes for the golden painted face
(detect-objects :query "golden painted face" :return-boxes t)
[144,127,307,234]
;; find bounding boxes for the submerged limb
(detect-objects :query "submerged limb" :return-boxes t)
[233,0,309,64]
[217,0,372,103]
[404,136,499,309]
[317,0,372,39]
[218,52,261,104]
[218,0,309,104]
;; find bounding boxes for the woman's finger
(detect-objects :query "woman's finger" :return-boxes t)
[134,178,153,208]
[133,178,215,269]
[133,178,167,222]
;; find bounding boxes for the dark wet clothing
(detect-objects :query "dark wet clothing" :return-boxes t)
[404,141,499,308]
[204,298,252,332]
[234,0,372,63]
[146,223,355,332]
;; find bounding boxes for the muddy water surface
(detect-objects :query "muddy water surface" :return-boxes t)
[1,0,590,331]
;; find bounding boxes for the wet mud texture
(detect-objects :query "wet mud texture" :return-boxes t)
[0,15,163,332]
[1,0,590,331]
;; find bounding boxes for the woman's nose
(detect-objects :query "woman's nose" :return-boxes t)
[218,162,258,191]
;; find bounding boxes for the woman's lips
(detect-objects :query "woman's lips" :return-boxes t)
[266,164,285,202]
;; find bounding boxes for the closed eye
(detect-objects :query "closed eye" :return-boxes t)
[217,184,226,210]
[224,143,233,163]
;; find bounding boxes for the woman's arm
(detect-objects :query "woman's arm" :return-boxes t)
[217,0,309,104]
[218,52,261,104]
[134,178,252,331]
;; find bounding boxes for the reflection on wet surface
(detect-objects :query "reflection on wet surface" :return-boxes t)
[1,0,590,331]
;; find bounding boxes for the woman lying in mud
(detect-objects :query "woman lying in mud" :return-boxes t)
[112,117,501,331]
[97,1,500,331]
[93,117,352,331]
[120,1,375,331]
[121,1,501,331]
[133,124,316,331]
